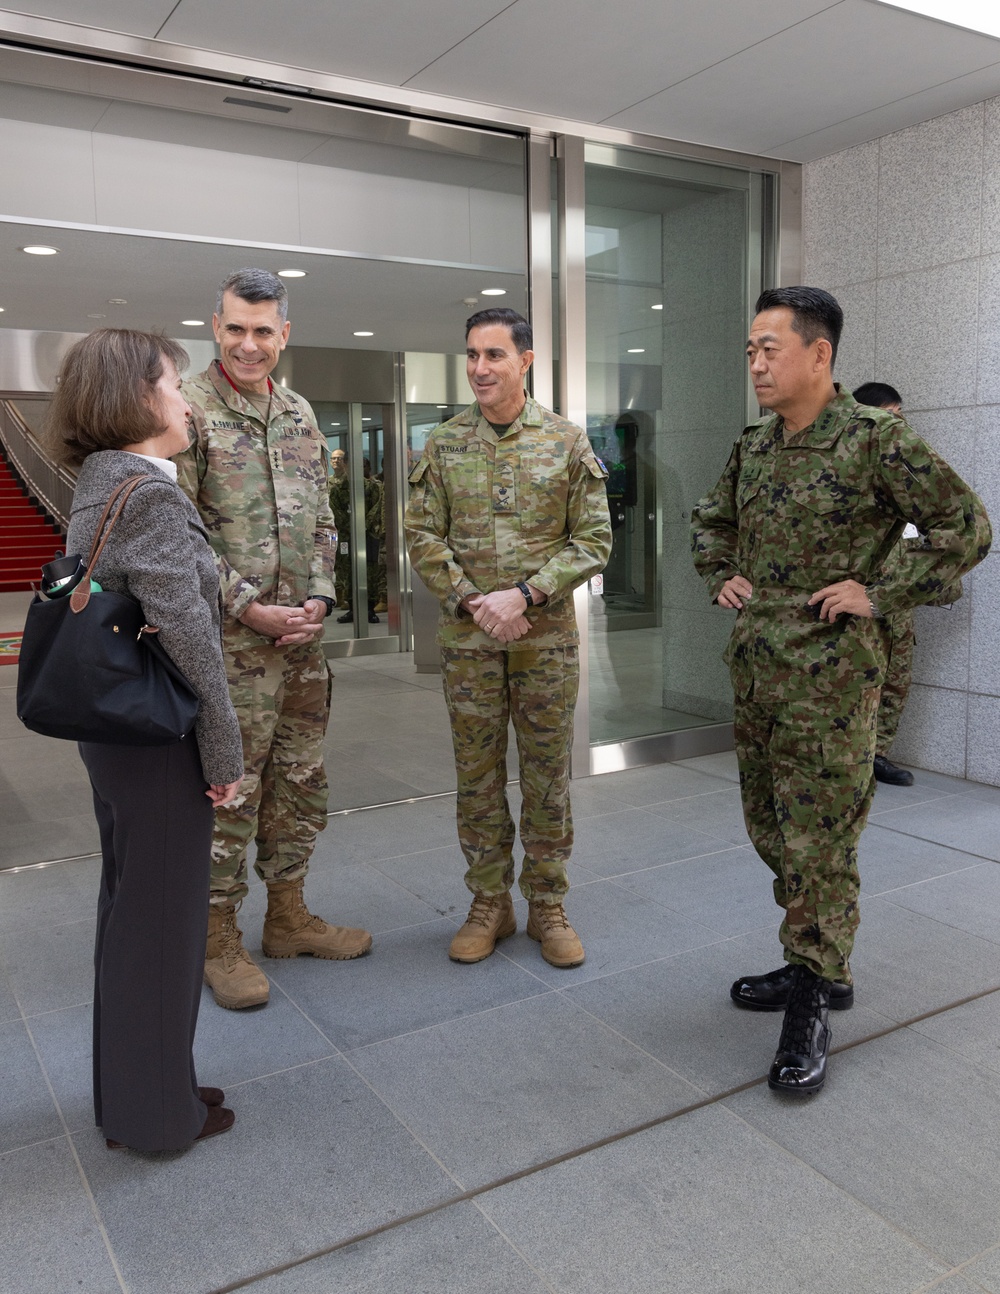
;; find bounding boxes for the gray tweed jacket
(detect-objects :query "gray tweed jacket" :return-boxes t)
[66,450,244,784]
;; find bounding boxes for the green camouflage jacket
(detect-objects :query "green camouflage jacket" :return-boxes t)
[175,362,337,636]
[405,395,612,649]
[691,385,991,701]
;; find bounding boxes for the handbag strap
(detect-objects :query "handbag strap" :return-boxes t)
[70,474,154,614]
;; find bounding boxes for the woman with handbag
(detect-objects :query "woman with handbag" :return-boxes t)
[48,329,244,1152]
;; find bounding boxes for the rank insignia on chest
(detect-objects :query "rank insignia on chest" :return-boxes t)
[270,447,282,473]
[492,459,517,513]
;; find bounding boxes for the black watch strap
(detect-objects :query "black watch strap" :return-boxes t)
[314,596,335,617]
[515,581,533,606]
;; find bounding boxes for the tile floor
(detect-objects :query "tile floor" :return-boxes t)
[3,729,1000,1292]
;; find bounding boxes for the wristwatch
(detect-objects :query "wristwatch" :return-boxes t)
[864,589,882,619]
[515,580,534,606]
[313,596,336,617]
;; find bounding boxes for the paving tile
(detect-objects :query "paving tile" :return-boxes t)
[880,864,1000,946]
[908,990,1000,1079]
[248,1201,551,1293]
[0,814,100,869]
[858,824,984,897]
[924,1278,994,1294]
[674,750,741,783]
[852,897,1000,1021]
[0,968,20,1025]
[371,842,486,919]
[568,807,737,879]
[267,917,549,1051]
[0,917,93,1016]
[262,851,443,936]
[477,1104,946,1294]
[565,926,893,1097]
[74,1055,456,1294]
[26,1004,94,1136]
[0,857,100,933]
[958,1247,1000,1293]
[645,785,751,846]
[350,992,702,1189]
[725,1029,1000,1266]
[0,1018,64,1154]
[502,879,719,988]
[613,844,777,937]
[869,797,1000,862]
[577,762,736,807]
[310,796,463,867]
[0,1138,121,1294]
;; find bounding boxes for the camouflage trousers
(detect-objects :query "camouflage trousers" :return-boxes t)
[876,610,915,756]
[210,638,331,904]
[441,646,579,905]
[733,686,880,984]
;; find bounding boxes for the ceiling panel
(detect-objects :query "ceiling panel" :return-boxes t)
[158,0,512,88]
[0,223,526,353]
[603,0,1000,153]
[1,1,176,37]
[406,0,836,123]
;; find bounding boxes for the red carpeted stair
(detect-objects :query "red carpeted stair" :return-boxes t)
[0,452,65,592]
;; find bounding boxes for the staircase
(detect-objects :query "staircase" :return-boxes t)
[0,450,65,592]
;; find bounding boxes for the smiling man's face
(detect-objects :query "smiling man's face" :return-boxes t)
[213,291,290,395]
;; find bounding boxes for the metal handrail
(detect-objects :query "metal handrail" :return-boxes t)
[0,400,75,529]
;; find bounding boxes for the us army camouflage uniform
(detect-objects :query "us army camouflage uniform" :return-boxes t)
[405,396,612,903]
[175,361,337,904]
[691,385,991,983]
[328,473,384,612]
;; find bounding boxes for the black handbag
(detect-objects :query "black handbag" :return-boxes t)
[16,474,200,745]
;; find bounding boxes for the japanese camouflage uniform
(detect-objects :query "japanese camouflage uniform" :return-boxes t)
[328,473,385,611]
[691,385,990,983]
[175,361,338,904]
[872,536,916,757]
[405,396,612,904]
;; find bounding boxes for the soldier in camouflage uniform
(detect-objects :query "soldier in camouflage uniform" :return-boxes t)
[175,269,372,1011]
[328,449,383,624]
[405,308,612,968]
[692,287,990,1095]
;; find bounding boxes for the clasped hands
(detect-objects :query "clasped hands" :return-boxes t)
[716,576,874,621]
[462,588,537,643]
[239,598,329,646]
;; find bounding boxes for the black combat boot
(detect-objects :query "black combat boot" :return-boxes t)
[873,754,914,786]
[731,964,854,1011]
[768,965,832,1096]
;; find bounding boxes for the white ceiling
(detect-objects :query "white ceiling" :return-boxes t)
[2,0,1000,161]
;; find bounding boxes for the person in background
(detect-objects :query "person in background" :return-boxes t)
[852,382,916,787]
[405,308,612,969]
[49,328,243,1151]
[175,268,372,1013]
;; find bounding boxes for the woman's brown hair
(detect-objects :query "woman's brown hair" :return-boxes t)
[47,328,189,467]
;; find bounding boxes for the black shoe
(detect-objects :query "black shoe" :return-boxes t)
[731,965,854,1012]
[768,965,832,1096]
[873,754,914,786]
[368,611,380,623]
[337,610,353,623]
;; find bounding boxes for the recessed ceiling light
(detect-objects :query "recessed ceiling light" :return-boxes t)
[107,298,128,305]
[86,313,106,319]
[0,307,5,313]
[330,422,341,427]
[480,288,506,296]
[21,245,59,255]
[651,303,663,310]
[437,405,448,409]
[181,319,205,327]
[627,348,645,353]
[353,330,374,337]
[277,269,307,278]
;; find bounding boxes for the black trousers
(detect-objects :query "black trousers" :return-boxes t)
[80,736,213,1151]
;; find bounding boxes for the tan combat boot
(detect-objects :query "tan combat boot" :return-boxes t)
[204,902,270,1009]
[261,878,373,960]
[527,901,585,968]
[449,892,516,963]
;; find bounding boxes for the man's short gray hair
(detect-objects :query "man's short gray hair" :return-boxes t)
[216,268,288,321]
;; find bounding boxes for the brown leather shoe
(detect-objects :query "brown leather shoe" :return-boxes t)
[106,1104,235,1150]
[198,1086,224,1107]
[262,879,372,960]
[527,901,585,968]
[449,892,516,963]
[204,901,270,1009]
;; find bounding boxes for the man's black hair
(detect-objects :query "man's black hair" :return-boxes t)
[754,286,843,369]
[465,307,533,354]
[852,381,901,409]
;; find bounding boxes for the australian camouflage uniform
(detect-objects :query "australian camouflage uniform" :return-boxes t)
[175,361,338,904]
[405,395,612,903]
[328,473,385,611]
[691,384,991,982]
